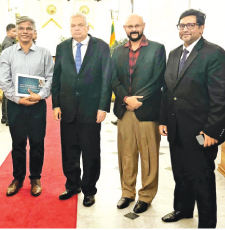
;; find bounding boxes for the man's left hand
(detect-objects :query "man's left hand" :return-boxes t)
[28,89,41,102]
[200,131,218,147]
[96,110,106,123]
[126,105,134,111]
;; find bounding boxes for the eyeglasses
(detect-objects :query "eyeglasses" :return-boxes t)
[177,23,199,30]
[125,24,142,29]
[18,27,34,31]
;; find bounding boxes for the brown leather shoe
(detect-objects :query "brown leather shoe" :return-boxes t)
[6,179,23,196]
[31,179,42,196]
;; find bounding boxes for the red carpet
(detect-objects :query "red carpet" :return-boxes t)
[0,98,78,228]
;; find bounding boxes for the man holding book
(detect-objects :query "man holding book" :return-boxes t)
[0,16,54,197]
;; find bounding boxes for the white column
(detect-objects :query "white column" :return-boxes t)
[133,0,189,56]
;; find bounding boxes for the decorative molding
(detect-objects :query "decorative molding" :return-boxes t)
[79,5,89,15]
[88,23,94,29]
[42,18,62,29]
[46,4,57,15]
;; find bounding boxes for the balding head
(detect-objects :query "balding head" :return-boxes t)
[123,14,145,42]
[125,14,144,25]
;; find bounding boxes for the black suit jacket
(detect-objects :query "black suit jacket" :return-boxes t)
[160,37,225,148]
[52,35,112,123]
[112,39,166,121]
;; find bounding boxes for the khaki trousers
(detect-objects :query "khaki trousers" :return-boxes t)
[117,111,160,204]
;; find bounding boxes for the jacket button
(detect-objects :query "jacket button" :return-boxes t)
[174,97,177,100]
[76,92,79,95]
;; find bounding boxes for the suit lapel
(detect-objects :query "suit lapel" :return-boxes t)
[66,38,75,65]
[173,46,182,81]
[135,44,150,66]
[64,38,78,74]
[78,35,97,74]
[123,47,130,76]
[132,42,150,74]
[174,37,204,89]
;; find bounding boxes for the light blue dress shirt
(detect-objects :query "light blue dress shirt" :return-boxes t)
[0,43,54,104]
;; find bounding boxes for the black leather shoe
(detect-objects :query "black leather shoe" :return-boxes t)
[1,116,7,124]
[162,210,193,222]
[83,195,95,207]
[133,200,149,213]
[111,120,117,125]
[6,120,9,126]
[117,197,134,209]
[59,188,81,200]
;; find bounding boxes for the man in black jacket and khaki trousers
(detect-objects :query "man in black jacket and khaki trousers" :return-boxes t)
[159,9,225,228]
[112,14,166,214]
[52,12,111,207]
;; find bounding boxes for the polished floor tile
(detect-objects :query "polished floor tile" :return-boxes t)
[0,101,225,228]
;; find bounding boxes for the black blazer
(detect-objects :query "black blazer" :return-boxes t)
[52,35,112,123]
[112,40,166,121]
[160,37,225,148]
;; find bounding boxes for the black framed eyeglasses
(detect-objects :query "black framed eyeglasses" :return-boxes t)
[177,23,199,30]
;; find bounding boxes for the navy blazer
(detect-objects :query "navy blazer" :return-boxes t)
[52,35,112,123]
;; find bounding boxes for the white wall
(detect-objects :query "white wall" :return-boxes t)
[190,0,225,49]
[1,0,225,56]
[131,0,225,56]
[0,0,12,43]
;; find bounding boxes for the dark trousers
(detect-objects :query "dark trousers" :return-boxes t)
[7,100,46,182]
[2,93,8,119]
[60,119,101,196]
[170,133,217,228]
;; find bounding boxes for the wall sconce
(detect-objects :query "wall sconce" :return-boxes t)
[109,0,119,20]
[8,0,24,20]
[110,10,118,20]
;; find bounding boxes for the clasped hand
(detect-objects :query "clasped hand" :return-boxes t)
[125,96,143,111]
[18,89,41,106]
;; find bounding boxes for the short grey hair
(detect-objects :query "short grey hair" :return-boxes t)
[16,16,36,29]
[70,12,88,26]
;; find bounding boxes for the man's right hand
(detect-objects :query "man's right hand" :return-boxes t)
[53,108,62,121]
[125,96,143,110]
[19,97,39,106]
[159,125,168,136]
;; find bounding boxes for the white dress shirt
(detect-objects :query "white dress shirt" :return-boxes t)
[72,35,90,62]
[181,36,201,60]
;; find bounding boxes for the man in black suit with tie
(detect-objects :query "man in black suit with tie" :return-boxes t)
[159,9,225,228]
[52,12,111,207]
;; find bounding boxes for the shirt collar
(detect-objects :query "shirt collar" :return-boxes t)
[183,36,201,53]
[16,42,36,51]
[124,35,148,49]
[72,35,90,47]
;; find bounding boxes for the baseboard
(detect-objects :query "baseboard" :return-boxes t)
[218,164,225,177]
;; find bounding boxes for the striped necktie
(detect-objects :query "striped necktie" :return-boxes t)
[178,48,189,74]
[75,43,82,73]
